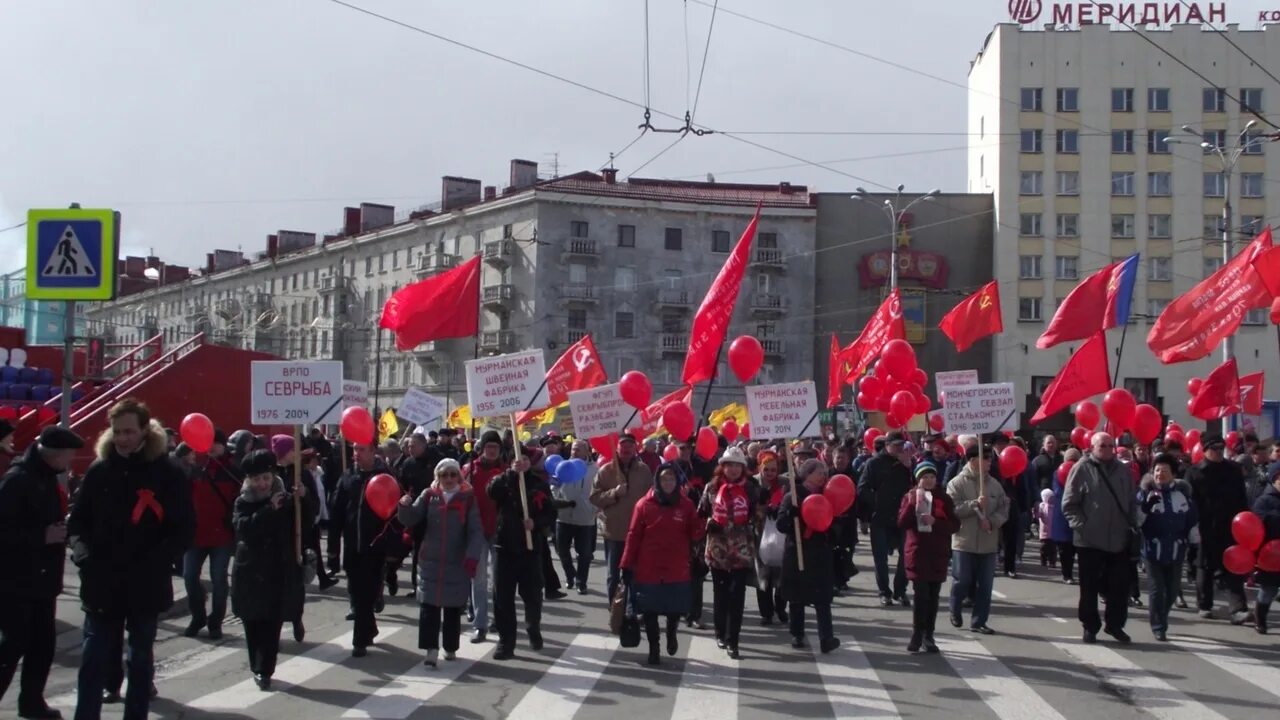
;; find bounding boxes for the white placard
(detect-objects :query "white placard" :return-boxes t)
[744,381,821,440]
[251,360,344,426]
[399,387,447,430]
[317,380,369,424]
[567,383,629,439]
[935,369,979,399]
[465,349,550,419]
[941,382,1018,435]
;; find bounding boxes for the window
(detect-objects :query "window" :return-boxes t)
[1204,215,1226,238]
[1111,214,1136,238]
[1018,297,1042,321]
[1241,215,1265,235]
[1056,129,1078,154]
[1148,87,1170,112]
[378,254,385,272]
[1203,87,1226,112]
[1057,87,1079,112]
[1112,88,1134,112]
[1054,256,1079,280]
[663,269,682,287]
[1241,173,1264,198]
[1148,214,1172,239]
[387,363,398,389]
[1244,133,1266,155]
[1056,171,1080,195]
[617,224,636,247]
[1146,299,1170,320]
[502,224,514,239]
[1203,130,1226,149]
[1019,171,1043,195]
[1111,172,1135,196]
[754,272,772,294]
[570,221,588,238]
[711,230,731,253]
[1241,88,1264,113]
[660,314,683,333]
[615,266,635,292]
[365,257,373,275]
[1112,130,1134,154]
[664,228,683,250]
[1147,129,1171,154]
[1021,87,1042,111]
[1245,308,1268,325]
[1204,173,1226,197]
[614,311,635,338]
[1019,255,1042,279]
[1056,213,1079,237]
[662,360,682,385]
[567,308,587,329]
[757,232,778,248]
[1148,256,1172,281]
[1148,171,1172,196]
[1205,257,1225,277]
[1020,213,1043,236]
[1021,129,1043,153]
[568,263,587,284]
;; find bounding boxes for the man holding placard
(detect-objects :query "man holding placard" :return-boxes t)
[946,442,1009,635]
[486,454,558,660]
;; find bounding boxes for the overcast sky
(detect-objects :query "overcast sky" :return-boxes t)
[1,0,1273,272]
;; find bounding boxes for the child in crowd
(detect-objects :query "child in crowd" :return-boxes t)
[1036,488,1058,568]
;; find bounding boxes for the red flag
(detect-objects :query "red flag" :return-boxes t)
[682,205,761,385]
[379,255,481,351]
[1250,243,1280,297]
[826,334,842,409]
[1030,332,1111,424]
[939,281,1003,353]
[1240,371,1265,416]
[634,386,694,438]
[1148,227,1274,363]
[1036,255,1139,349]
[1189,358,1241,420]
[840,290,906,384]
[515,334,607,426]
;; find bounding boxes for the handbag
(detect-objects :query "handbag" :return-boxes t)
[758,517,786,568]
[1099,467,1142,559]
[609,584,628,635]
[619,616,641,648]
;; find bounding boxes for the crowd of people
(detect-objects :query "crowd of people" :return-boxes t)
[0,402,1278,720]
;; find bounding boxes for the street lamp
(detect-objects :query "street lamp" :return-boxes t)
[1173,121,1274,434]
[852,186,940,290]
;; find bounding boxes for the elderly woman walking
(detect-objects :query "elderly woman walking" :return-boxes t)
[775,458,842,653]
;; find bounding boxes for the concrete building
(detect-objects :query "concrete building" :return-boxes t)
[1,268,87,345]
[813,193,997,409]
[85,161,817,418]
[968,22,1280,430]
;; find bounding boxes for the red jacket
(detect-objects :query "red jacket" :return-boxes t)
[464,457,506,539]
[896,488,959,583]
[192,456,240,548]
[619,490,705,585]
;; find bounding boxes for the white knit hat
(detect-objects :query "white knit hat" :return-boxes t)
[435,458,462,476]
[718,446,748,466]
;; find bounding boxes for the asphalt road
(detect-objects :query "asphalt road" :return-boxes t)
[7,540,1280,720]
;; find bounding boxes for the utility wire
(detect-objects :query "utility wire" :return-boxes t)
[0,221,27,234]
[683,0,692,110]
[1177,0,1280,91]
[690,0,719,123]
[642,0,652,108]
[628,134,688,178]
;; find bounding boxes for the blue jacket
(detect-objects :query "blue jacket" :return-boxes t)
[1049,478,1073,543]
[1136,476,1198,565]
[1252,484,1280,585]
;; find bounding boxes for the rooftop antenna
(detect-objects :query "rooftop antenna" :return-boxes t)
[539,152,560,180]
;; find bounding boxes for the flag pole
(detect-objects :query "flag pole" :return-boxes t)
[509,413,534,550]
[698,344,726,427]
[1111,323,1129,390]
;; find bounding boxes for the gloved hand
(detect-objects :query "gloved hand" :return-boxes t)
[464,558,479,579]
[620,568,634,586]
[1141,492,1160,514]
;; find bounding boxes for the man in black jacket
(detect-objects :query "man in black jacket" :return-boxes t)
[1186,434,1251,623]
[67,399,193,720]
[0,426,83,720]
[1032,434,1062,492]
[328,443,395,657]
[856,431,913,606]
[488,457,558,660]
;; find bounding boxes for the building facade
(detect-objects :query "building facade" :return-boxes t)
[968,22,1279,427]
[2,268,87,345]
[85,162,817,419]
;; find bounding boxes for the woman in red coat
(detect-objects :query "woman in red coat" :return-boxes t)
[619,463,706,665]
[897,461,958,654]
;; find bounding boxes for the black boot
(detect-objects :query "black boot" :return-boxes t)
[907,631,922,653]
[666,619,679,656]
[1256,602,1270,635]
[647,641,660,666]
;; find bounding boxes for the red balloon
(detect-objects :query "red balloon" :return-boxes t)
[727,335,765,383]
[1131,404,1162,445]
[619,371,653,410]
[928,413,945,432]
[180,413,215,454]
[913,393,931,415]
[590,434,617,462]
[1075,401,1101,430]
[880,339,917,378]
[1164,429,1185,447]
[855,391,873,410]
[801,493,834,533]
[1272,296,1280,325]
[661,402,695,441]
[1102,389,1137,430]
[1231,511,1266,551]
[824,474,857,516]
[910,367,928,388]
[1070,426,1090,451]
[1223,545,1257,576]
[885,412,905,429]
[1056,460,1076,487]
[863,427,883,452]
[1226,430,1242,452]
[1185,429,1202,450]
[1187,377,1204,396]
[695,426,718,461]
[890,390,916,420]
[365,473,401,520]
[721,419,740,443]
[663,444,680,461]
[1258,539,1280,572]
[859,375,883,398]
[1191,443,1205,465]
[1166,422,1183,434]
[740,423,750,440]
[999,445,1029,477]
[341,407,375,445]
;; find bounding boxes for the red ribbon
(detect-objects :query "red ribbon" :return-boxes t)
[56,484,69,516]
[131,489,164,525]
[531,490,546,512]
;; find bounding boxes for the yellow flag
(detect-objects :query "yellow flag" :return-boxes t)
[525,402,567,429]
[377,410,400,443]
[709,402,749,430]
[447,404,472,429]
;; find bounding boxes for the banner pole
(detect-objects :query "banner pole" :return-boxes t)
[784,443,806,572]
[510,413,534,550]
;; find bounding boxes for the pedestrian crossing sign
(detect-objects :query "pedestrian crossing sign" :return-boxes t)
[26,207,119,301]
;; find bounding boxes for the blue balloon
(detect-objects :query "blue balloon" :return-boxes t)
[543,454,564,477]
[555,458,588,484]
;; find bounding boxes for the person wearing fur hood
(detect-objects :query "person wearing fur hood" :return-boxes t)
[67,398,193,720]
[230,450,316,691]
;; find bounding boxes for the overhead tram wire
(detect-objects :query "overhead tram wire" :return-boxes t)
[689,0,719,123]
[1176,0,1280,91]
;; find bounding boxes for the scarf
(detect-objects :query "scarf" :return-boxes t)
[712,479,750,527]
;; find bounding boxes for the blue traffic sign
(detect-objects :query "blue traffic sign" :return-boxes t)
[26,208,119,301]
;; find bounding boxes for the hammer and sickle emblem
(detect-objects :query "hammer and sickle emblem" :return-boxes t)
[888,295,902,319]
[979,293,993,310]
[572,345,593,372]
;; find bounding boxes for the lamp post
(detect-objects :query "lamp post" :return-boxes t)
[853,185,940,291]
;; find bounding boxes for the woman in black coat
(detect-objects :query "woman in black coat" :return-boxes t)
[231,450,315,691]
[1251,468,1280,634]
[775,458,840,654]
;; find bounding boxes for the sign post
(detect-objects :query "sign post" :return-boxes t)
[745,380,821,571]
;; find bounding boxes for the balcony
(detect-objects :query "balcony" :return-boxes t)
[411,340,444,358]
[415,253,460,277]
[480,330,515,353]
[761,338,785,356]
[656,289,691,309]
[557,283,598,304]
[749,293,787,317]
[752,248,786,270]
[247,292,274,308]
[318,276,349,294]
[561,237,600,262]
[483,239,514,267]
[659,333,688,355]
[214,298,241,320]
[564,328,590,345]
[482,284,515,309]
